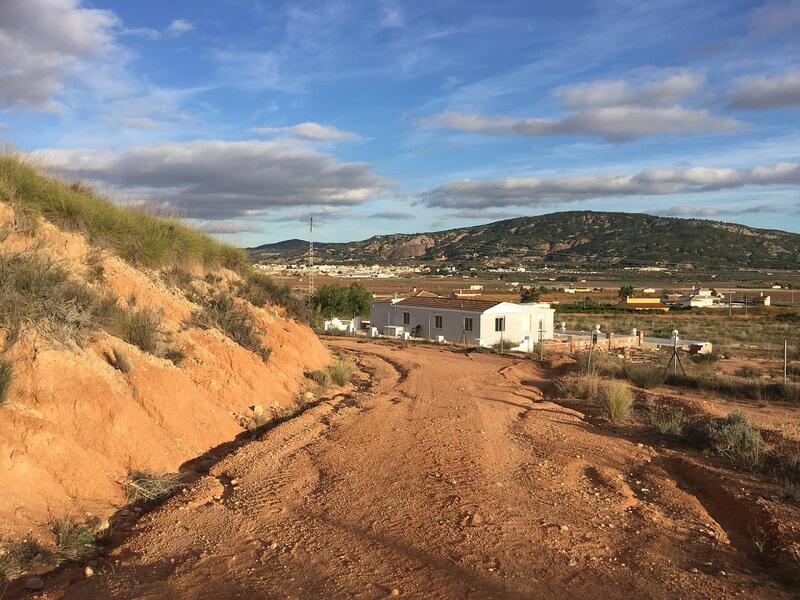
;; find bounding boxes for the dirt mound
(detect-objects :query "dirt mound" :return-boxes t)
[0,203,330,540]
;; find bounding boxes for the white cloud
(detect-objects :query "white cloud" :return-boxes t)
[748,0,800,40]
[423,107,742,142]
[556,73,705,109]
[657,204,777,217]
[167,19,194,34]
[249,122,360,141]
[420,163,800,209]
[193,221,264,235]
[728,70,800,110]
[0,0,119,111]
[123,18,194,40]
[33,140,391,219]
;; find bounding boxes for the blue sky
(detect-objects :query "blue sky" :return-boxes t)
[1,0,799,245]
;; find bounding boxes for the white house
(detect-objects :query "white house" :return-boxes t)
[673,288,724,308]
[369,297,555,347]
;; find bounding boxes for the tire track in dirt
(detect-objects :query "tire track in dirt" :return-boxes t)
[32,340,797,600]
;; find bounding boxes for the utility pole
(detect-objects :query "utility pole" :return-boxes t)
[308,217,314,317]
[728,289,732,318]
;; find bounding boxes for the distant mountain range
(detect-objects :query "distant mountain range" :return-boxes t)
[247,211,800,270]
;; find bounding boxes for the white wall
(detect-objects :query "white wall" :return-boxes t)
[370,301,483,343]
[370,301,555,347]
[479,303,555,347]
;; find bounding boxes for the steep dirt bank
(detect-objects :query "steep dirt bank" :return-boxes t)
[0,203,330,539]
[32,340,798,599]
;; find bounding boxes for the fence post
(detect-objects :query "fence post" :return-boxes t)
[608,332,613,351]
[785,339,789,385]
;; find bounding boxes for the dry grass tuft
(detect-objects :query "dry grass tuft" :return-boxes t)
[600,380,633,422]
[49,517,97,562]
[123,471,184,503]
[327,358,353,386]
[0,537,53,580]
[0,358,13,406]
[191,293,272,363]
[105,348,132,374]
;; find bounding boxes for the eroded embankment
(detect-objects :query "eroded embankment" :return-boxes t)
[0,202,330,542]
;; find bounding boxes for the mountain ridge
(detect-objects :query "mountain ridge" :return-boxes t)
[248,211,800,270]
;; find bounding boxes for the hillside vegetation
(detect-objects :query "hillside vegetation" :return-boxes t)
[0,153,330,569]
[249,211,800,270]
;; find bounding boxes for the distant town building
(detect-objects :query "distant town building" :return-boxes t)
[620,297,669,312]
[669,288,725,308]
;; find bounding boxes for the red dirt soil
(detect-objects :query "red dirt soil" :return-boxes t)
[0,205,330,539]
[22,340,799,600]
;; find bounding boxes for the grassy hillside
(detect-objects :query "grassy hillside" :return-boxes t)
[0,153,246,270]
[0,153,306,327]
[250,211,800,270]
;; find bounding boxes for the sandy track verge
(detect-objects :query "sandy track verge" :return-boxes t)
[29,340,795,599]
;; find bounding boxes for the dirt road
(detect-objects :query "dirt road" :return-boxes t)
[37,340,792,599]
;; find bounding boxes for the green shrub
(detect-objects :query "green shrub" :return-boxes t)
[50,518,97,561]
[123,471,183,503]
[192,293,271,363]
[706,411,763,470]
[310,283,371,319]
[0,359,13,406]
[600,380,633,422]
[647,404,685,435]
[327,358,353,386]
[625,363,665,389]
[0,153,247,270]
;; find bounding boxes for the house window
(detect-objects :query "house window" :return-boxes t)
[403,312,410,325]
[464,317,473,332]
[434,315,443,329]
[495,317,505,332]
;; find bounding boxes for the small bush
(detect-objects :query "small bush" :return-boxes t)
[0,358,13,406]
[706,411,764,470]
[50,518,96,562]
[560,373,602,401]
[162,346,186,366]
[107,307,163,355]
[192,293,272,363]
[123,471,183,503]
[735,365,761,378]
[782,383,800,403]
[105,348,132,374]
[0,537,52,580]
[625,363,665,389]
[0,250,117,346]
[647,404,685,435]
[327,358,353,386]
[161,266,194,291]
[238,270,307,321]
[309,369,332,390]
[600,380,633,422]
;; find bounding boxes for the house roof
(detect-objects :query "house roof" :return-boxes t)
[395,297,502,312]
[619,300,669,310]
